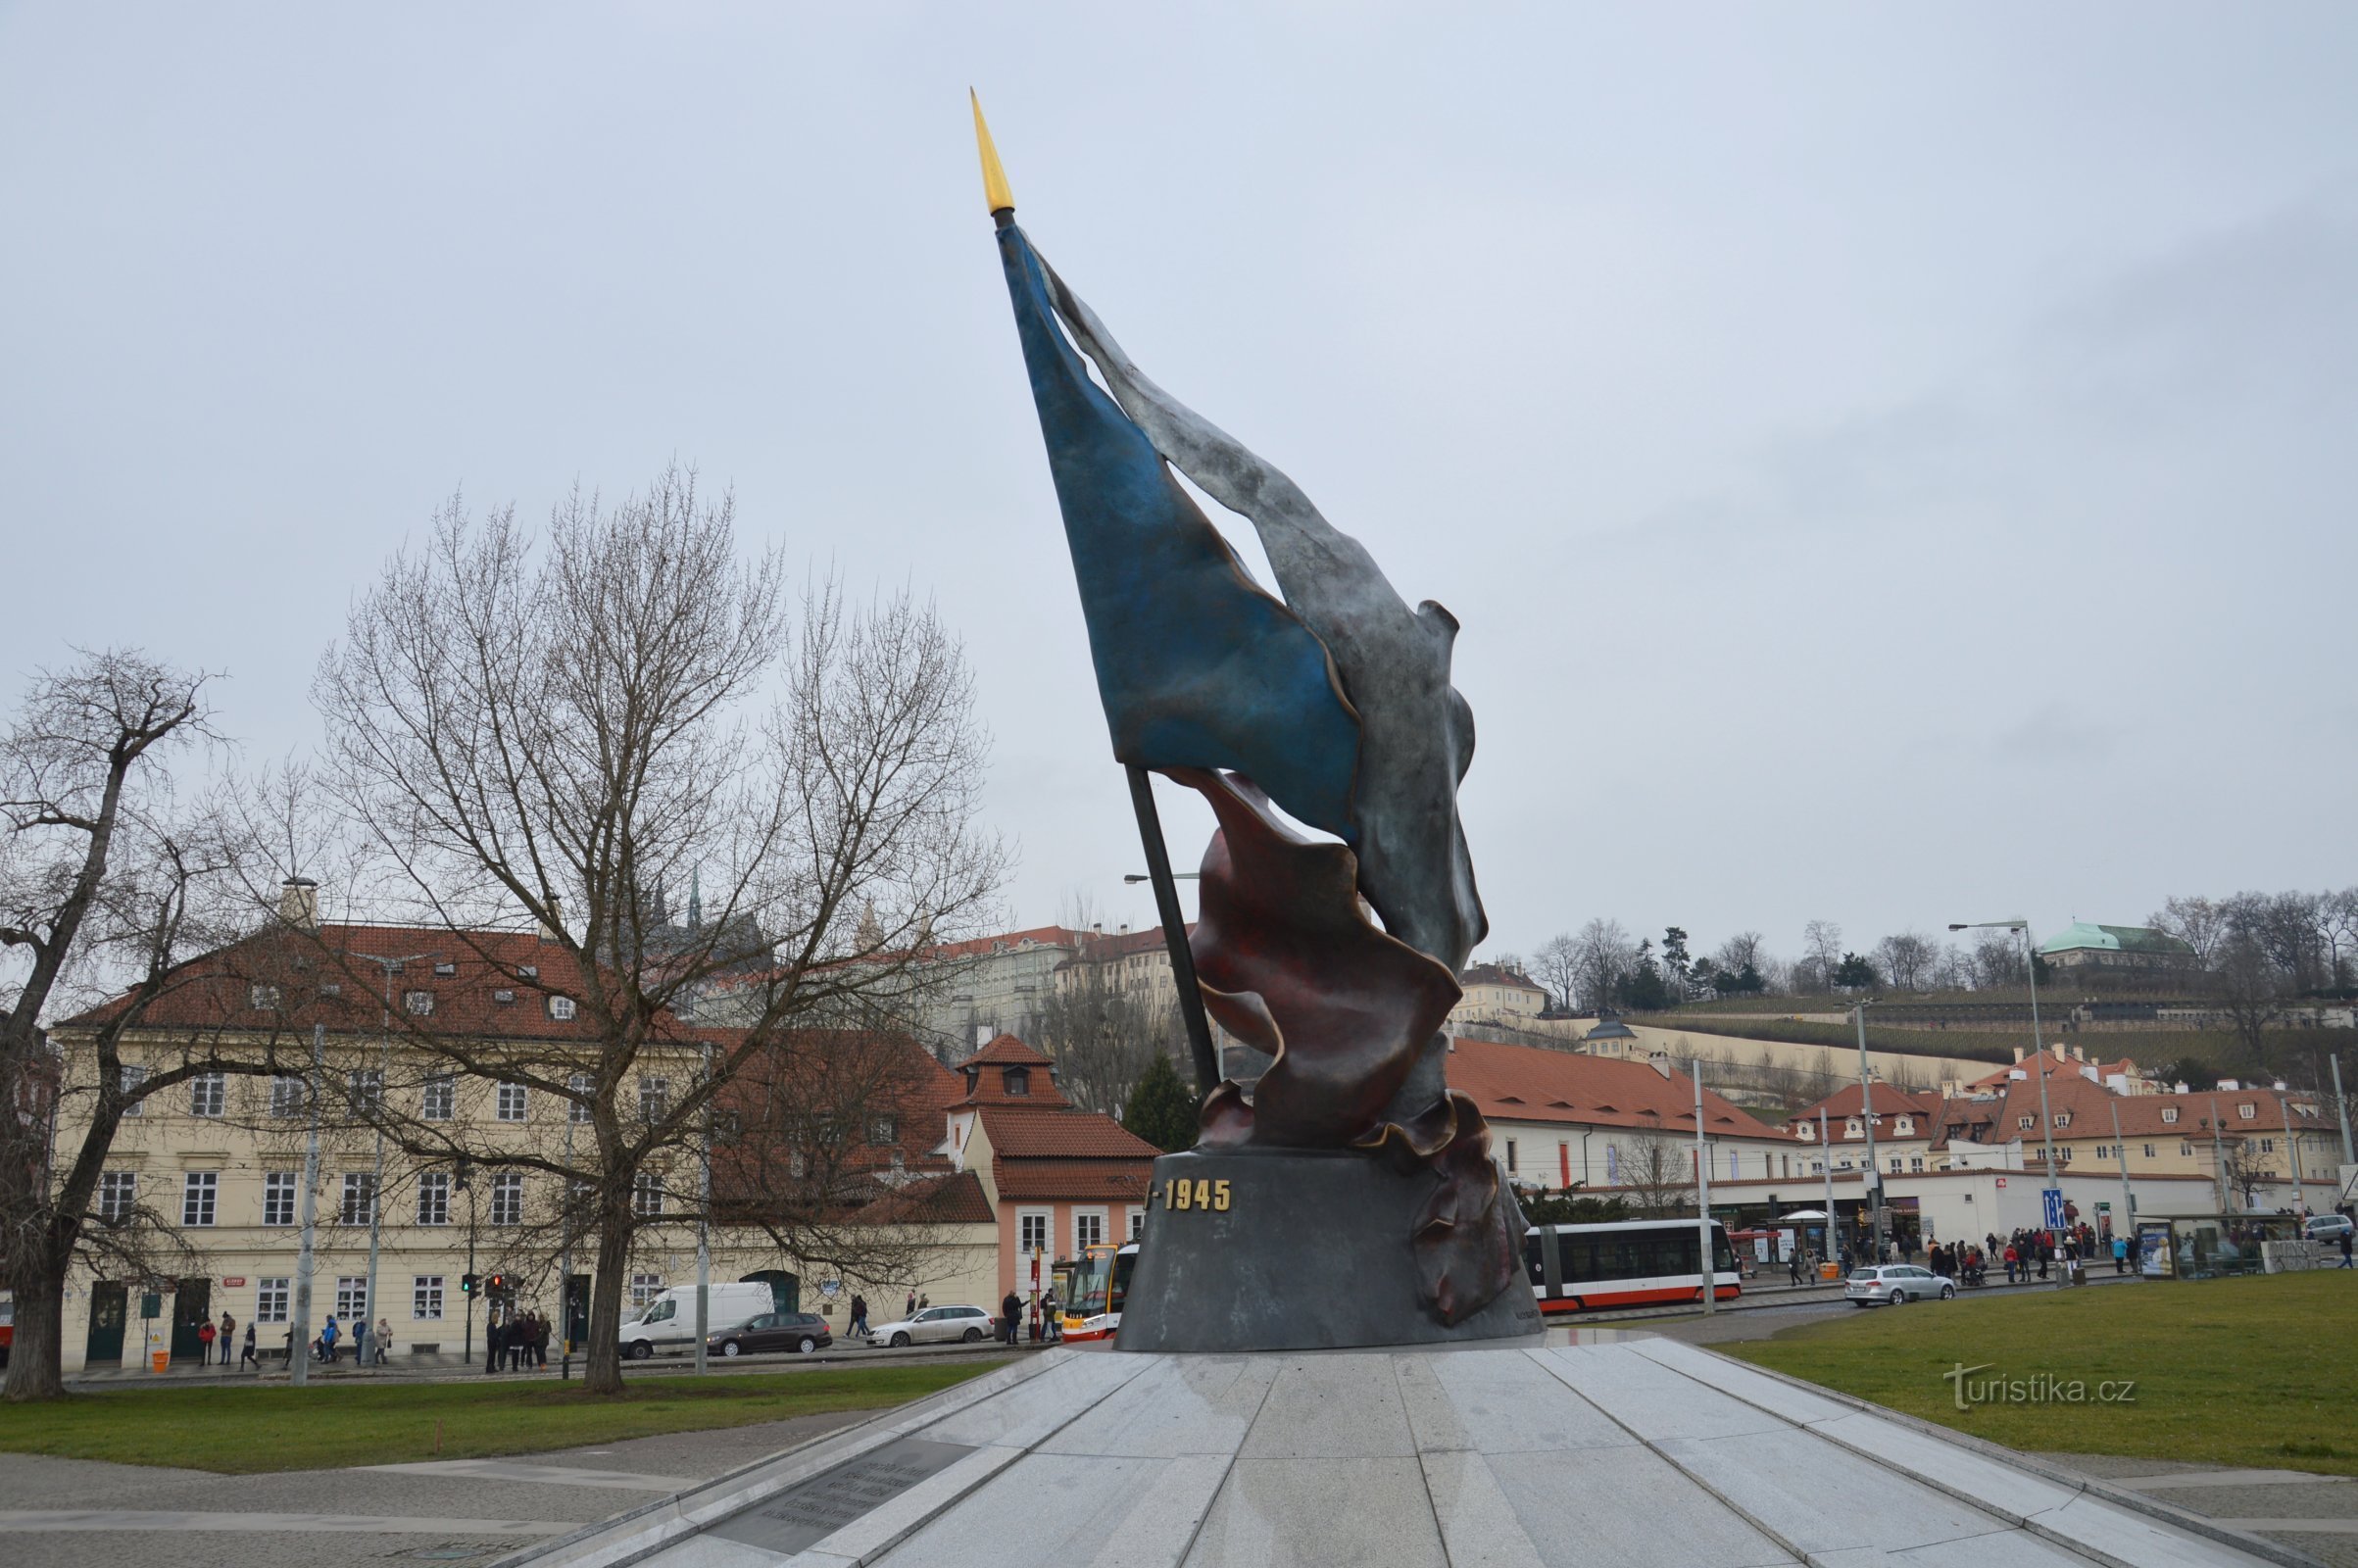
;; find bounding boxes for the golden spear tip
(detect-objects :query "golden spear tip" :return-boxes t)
[971,88,1014,217]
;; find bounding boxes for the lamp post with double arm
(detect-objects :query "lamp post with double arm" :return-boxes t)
[1949,920,2062,1247]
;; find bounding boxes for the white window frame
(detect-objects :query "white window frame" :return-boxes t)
[2238,1104,2256,1120]
[1072,1206,1107,1254]
[422,1074,455,1122]
[257,1277,290,1324]
[270,1074,306,1118]
[250,983,281,1010]
[347,1068,384,1115]
[181,1171,218,1227]
[413,1275,445,1320]
[340,1172,377,1227]
[1127,1206,1146,1242]
[335,1276,368,1318]
[190,1071,225,1118]
[632,1172,664,1218]
[567,1073,594,1123]
[264,1170,298,1226]
[638,1076,670,1124]
[403,989,434,1016]
[496,1082,528,1122]
[548,995,576,1021]
[1016,1207,1051,1257]
[119,1064,148,1115]
[629,1272,664,1309]
[2162,1107,2180,1123]
[490,1171,524,1226]
[417,1171,452,1226]
[98,1170,137,1223]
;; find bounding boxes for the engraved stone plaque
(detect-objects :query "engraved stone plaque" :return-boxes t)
[708,1437,975,1556]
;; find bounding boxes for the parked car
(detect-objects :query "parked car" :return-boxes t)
[863,1303,993,1348]
[709,1310,833,1358]
[2304,1213,2354,1243]
[1845,1264,1955,1306]
[618,1283,774,1359]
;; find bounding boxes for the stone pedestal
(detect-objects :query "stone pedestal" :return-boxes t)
[1116,1148,1542,1353]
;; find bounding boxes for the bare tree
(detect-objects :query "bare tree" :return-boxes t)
[1797,919,1843,995]
[1570,918,1637,1012]
[2212,934,2287,1075]
[0,652,288,1400]
[1531,932,1579,1013]
[2149,895,2228,967]
[312,470,1004,1395]
[1875,931,1937,992]
[1612,1116,1694,1218]
[1970,929,2028,990]
[2320,888,2358,991]
[1028,957,1179,1116]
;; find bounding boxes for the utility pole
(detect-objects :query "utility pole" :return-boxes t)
[2333,1054,2355,1166]
[559,1114,575,1381]
[291,1023,323,1389]
[351,949,434,1368]
[1693,1060,1715,1314]
[459,1157,477,1366]
[1852,1001,1883,1259]
[2107,1098,2134,1245]
[694,1041,712,1376]
[1819,1105,1836,1274]
[2210,1094,2231,1212]
[1947,921,2060,1233]
[2283,1092,2307,1214]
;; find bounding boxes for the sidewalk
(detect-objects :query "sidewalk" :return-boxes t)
[64,1335,1033,1389]
[2036,1451,2358,1568]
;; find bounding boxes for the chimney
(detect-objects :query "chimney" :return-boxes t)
[538,896,565,945]
[278,877,319,932]
[2012,1046,2024,1064]
[1647,1049,1673,1079]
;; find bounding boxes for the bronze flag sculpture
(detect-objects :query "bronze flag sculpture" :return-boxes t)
[977,95,1538,1348]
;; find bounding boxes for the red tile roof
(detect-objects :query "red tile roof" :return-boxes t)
[967,1034,1053,1068]
[992,1156,1155,1202]
[1933,1076,2333,1150]
[1965,1048,2139,1091]
[1459,963,1546,992]
[862,1170,995,1225]
[1448,1036,1794,1139]
[1788,1083,1942,1129]
[956,1035,1069,1108]
[914,926,1084,961]
[61,922,654,1042]
[977,1105,1161,1160]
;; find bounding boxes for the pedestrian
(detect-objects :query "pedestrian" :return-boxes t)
[375,1316,394,1365]
[2340,1231,2353,1270]
[218,1312,236,1365]
[2002,1243,2018,1284]
[905,1289,916,1318]
[241,1320,258,1369]
[918,1294,929,1312]
[1043,1290,1060,1342]
[850,1294,867,1339]
[1002,1290,1023,1347]
[319,1314,339,1364]
[196,1315,217,1365]
[485,1315,505,1375]
[533,1312,549,1369]
[1787,1248,1804,1287]
[2112,1234,2129,1275]
[2036,1244,2049,1282]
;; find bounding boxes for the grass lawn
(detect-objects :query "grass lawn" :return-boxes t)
[1724,1273,2358,1475]
[0,1360,1003,1474]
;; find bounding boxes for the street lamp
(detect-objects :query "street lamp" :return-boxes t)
[350,949,437,1367]
[1949,920,2062,1242]
[1848,999,1888,1260]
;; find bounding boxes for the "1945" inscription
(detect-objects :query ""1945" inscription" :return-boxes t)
[1158,1178,1233,1212]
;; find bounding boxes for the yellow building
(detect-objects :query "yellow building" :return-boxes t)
[44,917,996,1372]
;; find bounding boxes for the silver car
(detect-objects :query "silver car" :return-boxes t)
[1845,1264,1955,1306]
[864,1303,994,1348]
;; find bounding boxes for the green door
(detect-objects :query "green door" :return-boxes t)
[84,1283,127,1364]
[741,1270,799,1314]
[170,1278,211,1361]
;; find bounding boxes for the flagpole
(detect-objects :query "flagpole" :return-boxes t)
[1126,765,1220,1094]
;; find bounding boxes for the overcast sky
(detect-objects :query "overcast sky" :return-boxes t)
[5,4,2352,969]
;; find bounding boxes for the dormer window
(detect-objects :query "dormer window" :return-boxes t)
[1003,1067,1030,1097]
[434,961,458,977]
[1894,1117,1913,1136]
[2237,1104,2255,1120]
[962,1066,980,1094]
[2162,1107,2179,1124]
[2053,1113,2071,1128]
[1845,1119,1862,1137]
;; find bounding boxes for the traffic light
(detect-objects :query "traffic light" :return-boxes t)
[484,1273,508,1294]
[461,1272,479,1297]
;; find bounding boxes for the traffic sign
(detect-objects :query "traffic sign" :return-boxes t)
[2042,1190,2066,1229]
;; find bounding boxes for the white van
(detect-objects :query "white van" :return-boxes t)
[617,1283,774,1358]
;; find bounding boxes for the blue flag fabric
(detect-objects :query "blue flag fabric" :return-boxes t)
[995,220,1360,840]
